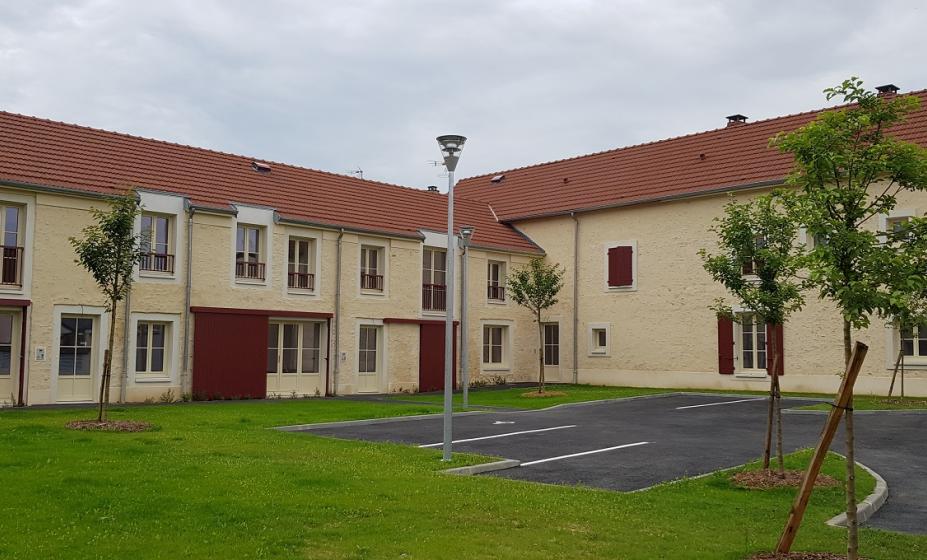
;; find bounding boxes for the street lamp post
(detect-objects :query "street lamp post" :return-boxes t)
[436,134,466,462]
[458,226,475,409]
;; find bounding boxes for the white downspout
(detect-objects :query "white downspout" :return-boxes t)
[181,206,195,395]
[333,228,345,395]
[571,212,580,385]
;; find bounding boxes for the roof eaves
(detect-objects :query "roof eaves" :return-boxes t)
[276,215,426,241]
[501,178,787,223]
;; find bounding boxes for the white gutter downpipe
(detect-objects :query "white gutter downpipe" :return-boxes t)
[181,206,195,395]
[571,212,580,385]
[333,228,345,395]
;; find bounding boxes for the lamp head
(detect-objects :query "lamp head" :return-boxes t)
[436,135,467,172]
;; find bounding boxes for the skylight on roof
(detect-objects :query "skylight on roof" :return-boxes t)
[251,161,271,173]
[490,174,505,183]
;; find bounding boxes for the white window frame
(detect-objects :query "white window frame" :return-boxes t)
[358,239,388,296]
[481,324,509,370]
[878,208,916,244]
[602,240,638,292]
[230,204,274,288]
[50,305,109,402]
[357,324,381,374]
[136,190,184,283]
[487,260,507,303]
[139,213,174,276]
[130,313,181,384]
[134,321,170,378]
[0,192,35,296]
[588,322,610,356]
[267,321,325,375]
[286,236,317,293]
[734,311,768,378]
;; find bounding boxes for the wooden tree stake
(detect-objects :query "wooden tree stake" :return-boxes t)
[775,341,868,554]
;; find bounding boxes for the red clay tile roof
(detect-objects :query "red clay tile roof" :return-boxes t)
[456,90,927,222]
[0,111,541,254]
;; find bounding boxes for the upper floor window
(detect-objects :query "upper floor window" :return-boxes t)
[236,224,265,281]
[487,260,506,301]
[0,205,23,287]
[741,236,766,276]
[360,245,383,291]
[422,248,447,311]
[140,213,174,274]
[606,243,635,289]
[287,238,315,291]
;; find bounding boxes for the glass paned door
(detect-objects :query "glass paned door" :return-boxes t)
[57,316,95,402]
[266,321,325,397]
[739,313,767,372]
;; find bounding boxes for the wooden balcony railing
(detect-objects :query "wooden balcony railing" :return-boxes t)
[236,260,266,280]
[422,283,446,311]
[361,273,384,291]
[288,271,315,290]
[139,252,174,274]
[487,284,505,301]
[0,246,22,286]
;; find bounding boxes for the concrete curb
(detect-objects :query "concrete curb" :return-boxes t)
[274,410,486,432]
[785,408,927,416]
[826,459,889,528]
[443,459,520,476]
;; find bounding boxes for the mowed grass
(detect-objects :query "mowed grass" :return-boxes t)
[1,399,925,559]
[396,383,927,411]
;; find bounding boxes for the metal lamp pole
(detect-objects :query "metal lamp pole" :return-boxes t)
[458,226,474,409]
[436,135,466,462]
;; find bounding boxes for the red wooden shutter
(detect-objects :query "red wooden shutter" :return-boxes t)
[766,323,784,376]
[718,316,735,374]
[607,246,633,287]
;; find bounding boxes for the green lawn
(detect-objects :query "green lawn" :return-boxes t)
[395,383,927,412]
[1,398,925,559]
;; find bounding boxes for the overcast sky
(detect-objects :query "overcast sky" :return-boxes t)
[1,1,924,190]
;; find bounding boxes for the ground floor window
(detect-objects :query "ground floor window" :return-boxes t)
[267,322,323,374]
[135,321,168,376]
[900,324,927,358]
[543,323,559,366]
[0,314,12,375]
[482,325,505,365]
[738,312,766,371]
[358,325,379,373]
[59,316,94,376]
[590,326,608,355]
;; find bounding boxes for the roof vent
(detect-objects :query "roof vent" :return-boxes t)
[726,114,748,127]
[490,174,505,183]
[427,185,439,192]
[876,84,900,96]
[251,161,271,173]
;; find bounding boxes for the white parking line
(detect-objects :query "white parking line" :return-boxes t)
[675,397,766,410]
[418,425,577,448]
[520,441,651,466]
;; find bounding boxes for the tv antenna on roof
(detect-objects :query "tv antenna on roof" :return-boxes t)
[347,166,363,179]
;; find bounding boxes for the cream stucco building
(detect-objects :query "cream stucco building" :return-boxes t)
[1,86,926,405]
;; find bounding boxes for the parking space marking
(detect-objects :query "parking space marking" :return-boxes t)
[417,425,577,448]
[520,441,651,467]
[675,397,765,410]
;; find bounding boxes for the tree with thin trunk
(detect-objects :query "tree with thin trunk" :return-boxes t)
[70,191,144,422]
[774,78,927,560]
[700,193,805,477]
[507,257,565,394]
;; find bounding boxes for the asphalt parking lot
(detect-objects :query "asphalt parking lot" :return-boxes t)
[282,393,926,535]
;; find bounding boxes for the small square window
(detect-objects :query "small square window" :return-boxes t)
[590,326,609,355]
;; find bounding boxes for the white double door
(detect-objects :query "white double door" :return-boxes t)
[57,315,97,402]
[266,321,326,397]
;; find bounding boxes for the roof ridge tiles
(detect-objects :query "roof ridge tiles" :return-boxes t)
[461,88,927,182]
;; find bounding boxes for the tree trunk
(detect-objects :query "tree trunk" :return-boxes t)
[763,331,778,471]
[900,352,905,400]
[775,372,784,478]
[97,297,118,422]
[843,319,859,560]
[537,312,545,394]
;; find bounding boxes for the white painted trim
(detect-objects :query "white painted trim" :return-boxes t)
[588,322,611,357]
[357,238,390,299]
[50,305,109,403]
[136,190,185,284]
[355,319,386,393]
[282,227,323,298]
[0,191,35,298]
[129,312,182,385]
[675,397,765,410]
[479,320,513,371]
[230,204,275,289]
[602,240,638,292]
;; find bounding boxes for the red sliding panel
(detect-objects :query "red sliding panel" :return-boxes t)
[192,311,268,399]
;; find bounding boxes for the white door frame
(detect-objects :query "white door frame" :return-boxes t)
[51,305,109,403]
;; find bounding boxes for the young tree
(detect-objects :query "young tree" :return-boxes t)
[774,78,927,559]
[507,257,565,394]
[70,191,144,422]
[700,193,805,477]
